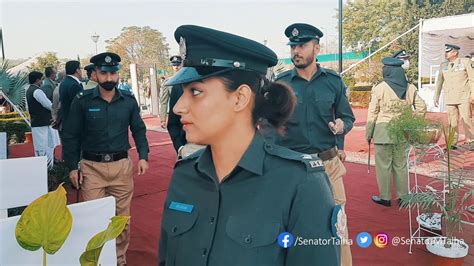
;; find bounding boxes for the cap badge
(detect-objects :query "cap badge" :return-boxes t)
[105,56,112,63]
[179,37,187,60]
[292,28,299,37]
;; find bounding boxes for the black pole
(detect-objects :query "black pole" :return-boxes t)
[0,27,5,60]
[338,0,343,73]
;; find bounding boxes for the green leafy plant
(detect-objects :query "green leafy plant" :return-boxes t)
[387,105,441,146]
[15,184,73,266]
[0,60,28,109]
[14,184,129,265]
[80,216,130,266]
[400,127,473,248]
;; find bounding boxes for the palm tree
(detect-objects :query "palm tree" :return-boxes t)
[0,60,28,109]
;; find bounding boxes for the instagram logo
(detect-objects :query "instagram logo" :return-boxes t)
[374,233,389,248]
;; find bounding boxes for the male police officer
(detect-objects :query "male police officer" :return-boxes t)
[275,23,355,266]
[83,63,98,90]
[62,52,149,265]
[159,55,182,129]
[434,44,474,149]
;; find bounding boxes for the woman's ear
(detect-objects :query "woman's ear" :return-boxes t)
[233,84,253,112]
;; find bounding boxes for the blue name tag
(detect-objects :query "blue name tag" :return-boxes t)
[88,108,101,112]
[169,201,194,213]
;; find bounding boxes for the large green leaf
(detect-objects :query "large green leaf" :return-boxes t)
[79,216,130,266]
[15,185,73,254]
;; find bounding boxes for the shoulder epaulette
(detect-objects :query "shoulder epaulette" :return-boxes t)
[264,143,324,172]
[174,148,204,168]
[323,68,342,78]
[275,69,292,81]
[121,90,135,97]
[76,89,93,99]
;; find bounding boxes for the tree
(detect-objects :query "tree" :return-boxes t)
[105,26,170,79]
[342,0,472,86]
[28,52,60,73]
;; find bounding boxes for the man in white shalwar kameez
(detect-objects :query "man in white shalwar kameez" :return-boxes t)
[26,71,60,168]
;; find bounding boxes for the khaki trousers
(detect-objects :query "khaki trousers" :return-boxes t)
[80,158,134,266]
[447,103,473,142]
[374,144,408,200]
[323,156,352,266]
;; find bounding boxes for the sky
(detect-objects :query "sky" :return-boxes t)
[0,0,344,60]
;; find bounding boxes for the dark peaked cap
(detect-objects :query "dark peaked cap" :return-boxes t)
[165,25,278,86]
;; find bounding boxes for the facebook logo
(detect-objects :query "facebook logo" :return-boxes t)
[278,232,294,248]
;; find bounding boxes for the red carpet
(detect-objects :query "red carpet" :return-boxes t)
[8,113,473,266]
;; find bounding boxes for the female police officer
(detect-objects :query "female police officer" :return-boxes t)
[158,25,341,266]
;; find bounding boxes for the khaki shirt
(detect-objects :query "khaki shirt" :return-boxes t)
[159,78,171,122]
[366,82,426,144]
[434,58,474,105]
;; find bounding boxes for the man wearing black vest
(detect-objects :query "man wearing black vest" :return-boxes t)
[27,71,56,168]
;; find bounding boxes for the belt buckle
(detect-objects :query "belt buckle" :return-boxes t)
[103,153,112,162]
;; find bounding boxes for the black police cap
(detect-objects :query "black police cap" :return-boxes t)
[165,25,278,86]
[84,63,95,73]
[392,50,409,59]
[285,23,323,45]
[170,55,182,66]
[90,52,121,72]
[382,57,404,67]
[445,44,460,52]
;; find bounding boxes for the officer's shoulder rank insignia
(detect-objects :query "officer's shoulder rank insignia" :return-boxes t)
[301,154,312,160]
[308,159,323,168]
[331,204,348,240]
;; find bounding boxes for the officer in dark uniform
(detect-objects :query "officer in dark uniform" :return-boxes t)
[62,52,149,265]
[158,25,341,266]
[166,56,187,154]
[275,23,354,266]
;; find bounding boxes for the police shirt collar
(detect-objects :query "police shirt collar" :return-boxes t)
[290,63,327,80]
[91,86,124,100]
[236,132,265,176]
[195,132,265,179]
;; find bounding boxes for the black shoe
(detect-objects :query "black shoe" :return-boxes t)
[372,196,391,207]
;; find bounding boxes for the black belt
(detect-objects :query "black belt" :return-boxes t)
[82,151,128,163]
[311,147,338,161]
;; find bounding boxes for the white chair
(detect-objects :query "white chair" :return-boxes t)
[0,156,48,219]
[0,196,117,265]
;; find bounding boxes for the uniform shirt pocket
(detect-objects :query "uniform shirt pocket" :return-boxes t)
[311,99,333,124]
[162,205,199,237]
[225,216,280,248]
[86,111,107,131]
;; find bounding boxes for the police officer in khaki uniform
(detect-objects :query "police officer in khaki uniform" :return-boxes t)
[275,23,354,266]
[366,57,426,207]
[62,52,150,265]
[159,24,341,266]
[83,63,98,90]
[393,50,410,70]
[434,44,474,149]
[159,56,183,128]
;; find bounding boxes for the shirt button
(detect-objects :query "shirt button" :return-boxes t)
[202,248,207,257]
[171,226,178,233]
[244,235,252,244]
[209,216,215,224]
